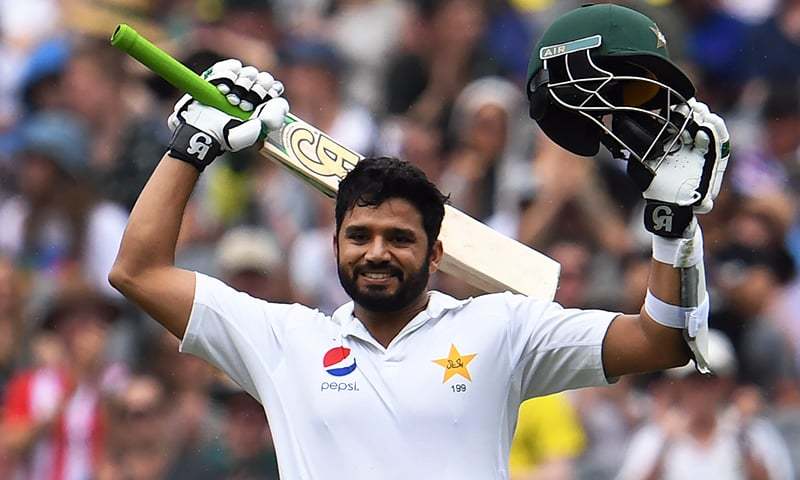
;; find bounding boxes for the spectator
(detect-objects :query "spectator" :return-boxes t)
[213,385,280,480]
[0,112,128,296]
[440,76,533,222]
[376,116,446,183]
[0,280,125,480]
[328,0,408,112]
[280,37,377,156]
[216,226,294,303]
[60,40,132,174]
[573,378,644,479]
[731,85,800,199]
[385,0,498,129]
[745,0,800,83]
[617,329,794,479]
[509,394,586,480]
[674,0,750,112]
[712,243,799,396]
[106,374,175,480]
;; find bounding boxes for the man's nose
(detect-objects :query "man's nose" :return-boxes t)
[364,237,391,262]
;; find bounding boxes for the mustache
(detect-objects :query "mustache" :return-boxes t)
[353,262,404,280]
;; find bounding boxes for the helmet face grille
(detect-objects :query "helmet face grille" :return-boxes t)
[526,4,696,160]
[544,48,691,168]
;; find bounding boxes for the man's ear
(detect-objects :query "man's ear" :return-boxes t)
[429,239,443,273]
[332,234,338,257]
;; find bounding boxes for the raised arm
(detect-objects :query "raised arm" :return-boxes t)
[108,155,200,338]
[602,99,729,378]
[109,59,288,338]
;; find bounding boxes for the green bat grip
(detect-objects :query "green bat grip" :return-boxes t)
[110,24,249,121]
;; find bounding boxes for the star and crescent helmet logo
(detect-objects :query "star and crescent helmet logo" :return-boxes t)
[650,24,667,48]
[433,344,477,383]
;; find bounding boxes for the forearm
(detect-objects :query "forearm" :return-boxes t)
[109,154,200,337]
[639,258,693,365]
[111,154,199,276]
[603,258,692,378]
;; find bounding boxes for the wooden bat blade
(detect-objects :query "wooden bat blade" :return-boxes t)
[260,115,560,301]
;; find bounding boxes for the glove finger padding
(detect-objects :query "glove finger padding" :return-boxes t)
[167,94,193,132]
[252,98,290,131]
[203,59,242,95]
[231,66,260,111]
[693,112,730,214]
[224,118,263,152]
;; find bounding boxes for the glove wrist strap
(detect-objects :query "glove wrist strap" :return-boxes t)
[168,123,222,172]
[643,201,694,238]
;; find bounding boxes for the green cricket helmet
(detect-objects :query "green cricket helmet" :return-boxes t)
[527,3,695,167]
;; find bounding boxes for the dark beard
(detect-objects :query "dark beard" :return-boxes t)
[337,254,431,313]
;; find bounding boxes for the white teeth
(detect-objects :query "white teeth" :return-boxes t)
[363,272,391,279]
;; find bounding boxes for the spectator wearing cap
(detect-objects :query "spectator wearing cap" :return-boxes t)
[216,226,294,303]
[17,37,71,115]
[617,330,794,480]
[712,243,799,396]
[0,111,128,296]
[0,280,126,480]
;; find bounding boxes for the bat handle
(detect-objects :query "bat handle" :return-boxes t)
[110,24,249,121]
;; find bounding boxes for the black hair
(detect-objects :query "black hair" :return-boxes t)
[335,156,448,250]
[715,243,797,286]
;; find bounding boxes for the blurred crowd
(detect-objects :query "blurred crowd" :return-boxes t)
[1,0,800,478]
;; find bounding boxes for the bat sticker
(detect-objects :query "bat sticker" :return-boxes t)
[283,123,360,180]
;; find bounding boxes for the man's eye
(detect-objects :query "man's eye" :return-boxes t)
[348,233,368,242]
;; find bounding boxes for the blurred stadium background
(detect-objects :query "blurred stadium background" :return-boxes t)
[1,0,800,478]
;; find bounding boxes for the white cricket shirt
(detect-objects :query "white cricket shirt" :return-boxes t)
[180,272,618,479]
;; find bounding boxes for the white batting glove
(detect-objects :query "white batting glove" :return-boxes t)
[636,99,729,237]
[167,59,289,171]
[682,99,730,215]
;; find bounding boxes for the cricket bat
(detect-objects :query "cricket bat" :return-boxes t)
[110,24,561,300]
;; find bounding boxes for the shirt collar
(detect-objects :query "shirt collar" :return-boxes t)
[331,291,471,343]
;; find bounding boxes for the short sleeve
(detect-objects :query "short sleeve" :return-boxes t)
[179,272,319,402]
[504,293,618,399]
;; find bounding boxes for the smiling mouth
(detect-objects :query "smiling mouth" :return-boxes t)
[361,272,394,280]
[356,266,403,284]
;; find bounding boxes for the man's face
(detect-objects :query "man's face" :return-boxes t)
[335,198,441,313]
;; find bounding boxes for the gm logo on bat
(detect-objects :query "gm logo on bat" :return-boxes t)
[283,123,361,180]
